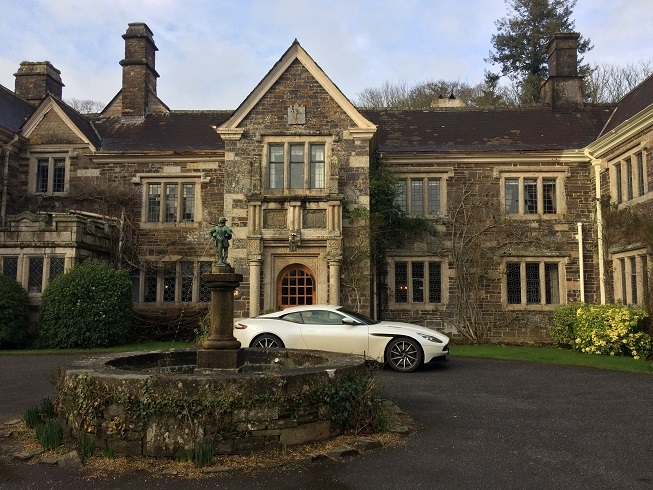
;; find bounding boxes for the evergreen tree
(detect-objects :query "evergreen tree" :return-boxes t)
[487,0,592,104]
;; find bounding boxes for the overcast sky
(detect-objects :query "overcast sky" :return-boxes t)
[0,0,651,110]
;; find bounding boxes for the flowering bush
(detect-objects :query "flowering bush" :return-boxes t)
[572,305,650,359]
[550,303,584,346]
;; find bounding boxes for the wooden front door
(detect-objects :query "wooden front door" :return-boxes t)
[277,265,316,310]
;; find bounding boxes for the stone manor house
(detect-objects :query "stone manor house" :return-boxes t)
[1,23,652,342]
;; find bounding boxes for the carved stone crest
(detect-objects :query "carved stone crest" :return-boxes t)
[288,103,306,125]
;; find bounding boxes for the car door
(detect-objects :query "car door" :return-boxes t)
[298,309,370,357]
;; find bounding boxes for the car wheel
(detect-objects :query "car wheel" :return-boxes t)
[385,337,423,373]
[250,334,285,349]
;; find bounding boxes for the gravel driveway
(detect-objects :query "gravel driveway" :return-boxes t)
[1,353,652,489]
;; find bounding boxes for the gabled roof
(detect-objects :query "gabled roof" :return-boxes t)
[600,74,653,135]
[363,106,615,153]
[215,40,376,140]
[22,95,101,149]
[90,111,230,152]
[0,83,34,132]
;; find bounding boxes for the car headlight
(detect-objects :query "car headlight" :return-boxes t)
[418,333,442,343]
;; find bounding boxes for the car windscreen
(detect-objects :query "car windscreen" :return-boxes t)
[337,307,379,325]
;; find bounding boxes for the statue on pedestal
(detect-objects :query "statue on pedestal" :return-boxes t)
[209,217,233,266]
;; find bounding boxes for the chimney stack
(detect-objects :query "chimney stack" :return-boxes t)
[119,22,159,118]
[14,61,64,105]
[540,32,584,110]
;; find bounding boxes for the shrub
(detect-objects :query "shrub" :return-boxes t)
[38,263,132,349]
[551,303,584,346]
[573,304,651,359]
[36,420,63,450]
[0,275,30,349]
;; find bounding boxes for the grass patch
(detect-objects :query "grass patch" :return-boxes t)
[452,344,653,374]
[0,341,195,355]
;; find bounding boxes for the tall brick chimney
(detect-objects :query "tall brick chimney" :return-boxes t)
[540,32,584,111]
[14,61,64,106]
[119,22,159,118]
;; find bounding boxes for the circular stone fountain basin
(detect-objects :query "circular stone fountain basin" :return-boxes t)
[56,349,367,458]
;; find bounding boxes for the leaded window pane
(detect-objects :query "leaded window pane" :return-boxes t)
[147,184,161,223]
[199,262,212,302]
[412,262,424,302]
[289,144,304,189]
[429,262,442,303]
[163,264,176,302]
[181,261,193,302]
[543,179,557,214]
[620,258,627,302]
[53,158,65,192]
[544,263,559,304]
[505,178,519,214]
[395,262,408,303]
[636,153,645,197]
[164,184,178,223]
[37,159,49,193]
[144,271,157,303]
[615,165,623,204]
[626,158,634,200]
[411,180,424,215]
[2,257,18,281]
[269,145,284,189]
[310,144,325,189]
[427,179,440,215]
[630,257,638,305]
[525,262,540,304]
[524,179,537,214]
[182,184,195,222]
[507,263,521,304]
[49,257,65,281]
[28,257,43,293]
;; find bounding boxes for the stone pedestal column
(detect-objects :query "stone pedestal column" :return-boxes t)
[196,266,244,369]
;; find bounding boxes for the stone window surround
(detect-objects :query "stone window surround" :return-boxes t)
[609,144,649,207]
[393,172,448,217]
[132,173,207,225]
[387,256,449,310]
[261,135,333,196]
[27,148,72,195]
[612,248,649,307]
[501,257,568,310]
[1,253,70,295]
[495,167,568,217]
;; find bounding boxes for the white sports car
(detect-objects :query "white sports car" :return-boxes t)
[233,305,449,373]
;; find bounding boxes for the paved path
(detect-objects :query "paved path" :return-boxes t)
[1,353,653,489]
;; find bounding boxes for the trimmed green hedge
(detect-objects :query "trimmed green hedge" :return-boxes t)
[551,303,651,359]
[0,275,30,349]
[37,263,132,349]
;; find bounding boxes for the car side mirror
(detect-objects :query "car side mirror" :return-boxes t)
[341,318,357,325]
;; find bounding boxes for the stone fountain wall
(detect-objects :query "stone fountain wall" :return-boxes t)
[56,349,367,457]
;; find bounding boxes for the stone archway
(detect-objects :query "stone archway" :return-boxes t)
[276,264,316,310]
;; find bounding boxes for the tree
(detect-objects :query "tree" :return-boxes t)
[356,78,513,109]
[487,0,592,104]
[65,98,105,114]
[585,60,653,104]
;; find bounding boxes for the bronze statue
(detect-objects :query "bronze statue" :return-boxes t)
[209,217,233,266]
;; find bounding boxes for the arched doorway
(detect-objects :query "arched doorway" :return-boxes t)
[277,265,316,310]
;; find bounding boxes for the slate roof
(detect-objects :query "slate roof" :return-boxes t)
[600,74,653,135]
[90,111,231,152]
[363,106,616,153]
[0,83,34,132]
